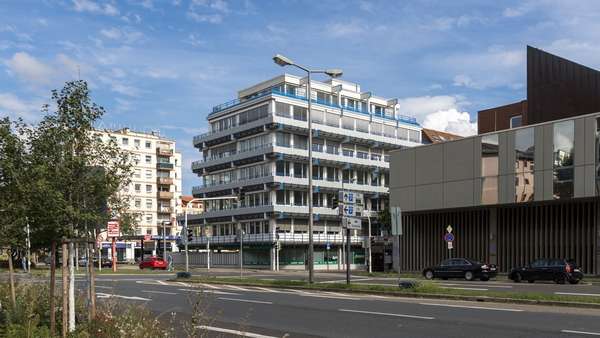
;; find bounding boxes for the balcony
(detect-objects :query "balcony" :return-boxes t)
[157,177,174,185]
[158,191,174,199]
[158,206,174,214]
[157,162,174,170]
[190,233,365,245]
[157,147,173,157]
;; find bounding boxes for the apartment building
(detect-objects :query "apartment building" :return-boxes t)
[97,128,182,261]
[186,74,422,270]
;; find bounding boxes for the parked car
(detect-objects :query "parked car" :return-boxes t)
[77,257,113,268]
[509,259,583,284]
[139,256,167,270]
[423,258,497,281]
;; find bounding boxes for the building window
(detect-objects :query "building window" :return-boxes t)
[146,199,152,209]
[276,161,290,176]
[293,134,308,150]
[122,138,129,146]
[276,132,291,147]
[134,199,141,208]
[553,120,574,199]
[292,106,307,121]
[293,162,307,178]
[145,214,153,223]
[481,134,499,204]
[145,155,152,164]
[135,184,141,192]
[275,102,291,118]
[146,228,152,235]
[145,170,152,179]
[409,130,421,143]
[145,141,152,149]
[515,127,534,202]
[146,184,152,193]
[510,115,522,128]
[134,139,140,147]
[134,169,141,178]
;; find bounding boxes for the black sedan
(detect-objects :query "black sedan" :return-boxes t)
[423,258,497,281]
[509,259,583,284]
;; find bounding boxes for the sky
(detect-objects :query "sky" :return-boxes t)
[2,0,600,194]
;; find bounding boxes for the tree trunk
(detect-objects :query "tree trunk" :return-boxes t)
[62,242,68,338]
[88,242,96,321]
[50,241,56,336]
[7,247,16,308]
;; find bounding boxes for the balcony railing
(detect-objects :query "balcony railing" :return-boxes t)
[157,162,174,170]
[192,143,273,166]
[157,147,173,156]
[158,206,174,213]
[158,191,174,199]
[190,233,365,245]
[157,177,174,185]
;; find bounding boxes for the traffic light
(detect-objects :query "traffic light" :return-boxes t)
[331,195,339,209]
[187,227,193,243]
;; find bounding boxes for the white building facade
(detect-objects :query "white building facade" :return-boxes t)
[187,74,422,270]
[97,128,182,261]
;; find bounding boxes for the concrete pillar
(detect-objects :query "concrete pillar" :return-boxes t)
[270,245,276,271]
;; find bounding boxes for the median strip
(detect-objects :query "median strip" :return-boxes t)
[339,308,434,320]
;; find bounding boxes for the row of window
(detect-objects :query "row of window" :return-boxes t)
[203,163,271,187]
[210,105,269,132]
[128,184,177,194]
[275,160,388,186]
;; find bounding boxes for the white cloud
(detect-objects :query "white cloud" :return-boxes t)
[72,0,120,16]
[0,93,42,121]
[184,33,206,47]
[397,95,476,136]
[142,67,178,79]
[325,20,368,37]
[187,0,232,23]
[187,12,222,23]
[4,52,55,86]
[99,27,145,44]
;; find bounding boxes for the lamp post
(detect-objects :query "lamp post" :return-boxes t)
[273,54,342,284]
[183,198,204,273]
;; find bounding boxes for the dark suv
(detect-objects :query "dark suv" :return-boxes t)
[509,259,583,284]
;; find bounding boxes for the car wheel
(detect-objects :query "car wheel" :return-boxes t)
[528,279,535,283]
[513,272,522,283]
[464,271,474,281]
[480,276,490,282]
[569,279,580,285]
[424,270,434,280]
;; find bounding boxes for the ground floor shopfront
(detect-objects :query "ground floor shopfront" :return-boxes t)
[396,198,600,275]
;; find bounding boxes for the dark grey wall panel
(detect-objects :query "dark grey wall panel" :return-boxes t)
[444,138,475,181]
[415,145,444,185]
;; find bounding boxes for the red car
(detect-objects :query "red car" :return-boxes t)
[139,256,168,270]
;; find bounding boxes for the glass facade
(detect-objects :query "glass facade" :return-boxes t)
[481,134,499,204]
[553,120,575,199]
[515,128,534,202]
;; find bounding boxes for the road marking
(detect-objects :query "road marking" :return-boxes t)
[555,292,600,297]
[561,330,600,336]
[142,290,177,295]
[96,292,150,301]
[225,285,254,291]
[218,297,273,305]
[196,325,279,338]
[440,287,489,291]
[255,287,281,293]
[419,303,524,312]
[158,280,168,285]
[200,283,221,289]
[177,281,190,287]
[339,309,434,320]
[178,288,239,296]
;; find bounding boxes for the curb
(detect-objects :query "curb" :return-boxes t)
[173,278,600,310]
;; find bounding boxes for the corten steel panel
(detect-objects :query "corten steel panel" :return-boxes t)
[444,139,475,181]
[390,149,415,188]
[527,46,600,125]
[415,145,444,185]
[477,100,528,134]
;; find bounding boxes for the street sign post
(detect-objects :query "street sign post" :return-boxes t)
[445,225,454,257]
[342,216,361,230]
[391,207,402,236]
[342,205,356,217]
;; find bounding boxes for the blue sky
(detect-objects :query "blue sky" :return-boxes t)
[2,0,600,193]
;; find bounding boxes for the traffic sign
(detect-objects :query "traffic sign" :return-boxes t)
[343,217,362,230]
[107,220,120,237]
[339,191,364,205]
[391,206,402,235]
[447,241,453,250]
[342,205,355,217]
[446,225,453,233]
[444,233,455,242]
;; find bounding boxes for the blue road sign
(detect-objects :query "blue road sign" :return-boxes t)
[444,233,455,242]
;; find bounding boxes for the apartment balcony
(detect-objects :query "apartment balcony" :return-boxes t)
[187,204,342,221]
[158,206,174,214]
[192,143,273,171]
[157,147,174,157]
[157,162,174,170]
[157,191,174,199]
[189,233,365,246]
[157,177,174,185]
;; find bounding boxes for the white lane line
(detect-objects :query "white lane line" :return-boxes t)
[157,280,168,285]
[199,283,221,289]
[555,292,600,297]
[196,325,279,338]
[255,287,281,293]
[218,297,273,305]
[339,309,434,320]
[178,288,239,296]
[561,330,600,336]
[225,285,254,291]
[142,290,177,295]
[177,281,190,287]
[96,292,151,301]
[419,303,523,312]
[440,287,489,291]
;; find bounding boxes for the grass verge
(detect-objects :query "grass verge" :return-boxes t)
[174,276,600,309]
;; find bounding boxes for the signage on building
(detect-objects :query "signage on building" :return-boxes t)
[342,205,355,217]
[107,221,120,237]
[343,216,362,230]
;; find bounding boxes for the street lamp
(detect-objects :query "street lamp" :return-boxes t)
[273,54,342,284]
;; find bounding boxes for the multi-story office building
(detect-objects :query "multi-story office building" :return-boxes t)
[390,46,600,275]
[97,128,182,261]
[187,74,422,270]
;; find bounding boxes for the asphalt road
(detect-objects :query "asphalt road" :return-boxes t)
[87,274,600,338]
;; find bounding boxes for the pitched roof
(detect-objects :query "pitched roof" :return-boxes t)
[421,128,463,144]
